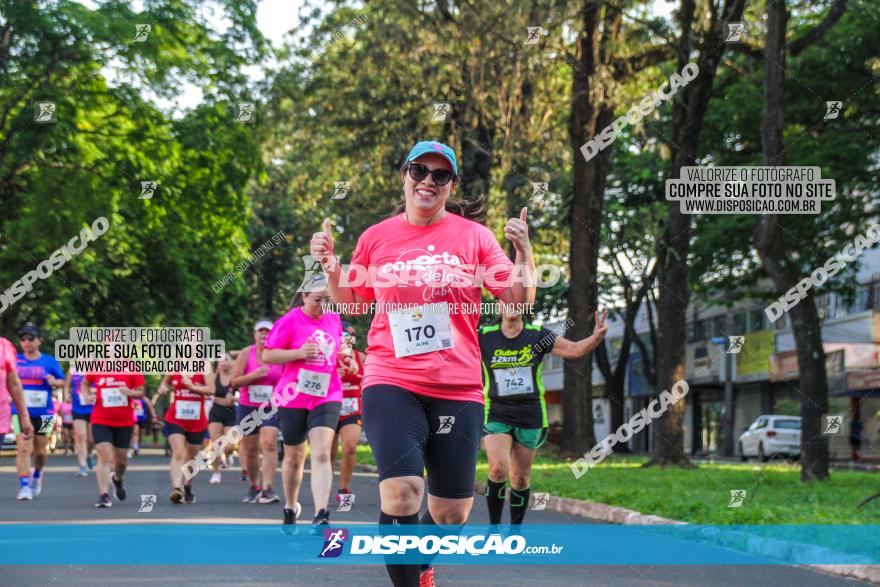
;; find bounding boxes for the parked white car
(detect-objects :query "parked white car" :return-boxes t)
[737,415,801,461]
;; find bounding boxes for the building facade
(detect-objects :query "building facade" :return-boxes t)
[537,249,880,460]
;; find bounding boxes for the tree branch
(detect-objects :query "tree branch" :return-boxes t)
[789,0,847,55]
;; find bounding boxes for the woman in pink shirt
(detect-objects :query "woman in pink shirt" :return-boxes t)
[263,274,343,533]
[231,320,283,505]
[311,140,535,587]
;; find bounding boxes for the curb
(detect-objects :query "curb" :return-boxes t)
[380,477,878,584]
[530,488,879,584]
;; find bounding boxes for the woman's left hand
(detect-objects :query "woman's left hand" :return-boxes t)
[592,310,609,342]
[504,207,531,253]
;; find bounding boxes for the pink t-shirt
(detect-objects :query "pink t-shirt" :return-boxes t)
[0,337,17,433]
[60,401,73,424]
[238,345,282,407]
[348,213,514,404]
[265,307,343,409]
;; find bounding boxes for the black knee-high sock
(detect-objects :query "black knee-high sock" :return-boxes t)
[379,511,420,587]
[419,510,436,571]
[509,487,531,525]
[486,478,507,524]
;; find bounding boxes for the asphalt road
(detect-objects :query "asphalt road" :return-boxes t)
[0,450,870,586]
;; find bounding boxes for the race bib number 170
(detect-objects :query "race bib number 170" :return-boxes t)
[388,303,454,358]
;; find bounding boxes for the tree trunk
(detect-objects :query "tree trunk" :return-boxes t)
[648,0,746,468]
[754,0,829,482]
[561,2,618,456]
[595,265,656,447]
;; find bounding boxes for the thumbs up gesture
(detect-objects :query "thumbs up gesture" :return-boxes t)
[504,207,531,253]
[310,218,336,271]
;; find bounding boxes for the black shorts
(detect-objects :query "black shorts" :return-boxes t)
[163,422,205,446]
[208,406,236,426]
[72,412,91,422]
[278,402,341,446]
[63,422,73,430]
[136,420,148,430]
[237,404,279,436]
[362,385,483,500]
[336,414,362,432]
[92,424,134,449]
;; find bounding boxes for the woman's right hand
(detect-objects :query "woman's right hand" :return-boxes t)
[310,218,335,270]
[252,365,270,378]
[298,343,320,360]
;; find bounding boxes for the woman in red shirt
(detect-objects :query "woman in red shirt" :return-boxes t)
[158,371,215,504]
[82,372,146,508]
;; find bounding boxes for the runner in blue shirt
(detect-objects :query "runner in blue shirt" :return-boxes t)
[12,325,64,500]
[65,369,95,476]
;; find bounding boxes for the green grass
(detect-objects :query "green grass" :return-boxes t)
[355,446,880,524]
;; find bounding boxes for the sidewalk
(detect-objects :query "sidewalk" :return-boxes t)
[688,455,880,472]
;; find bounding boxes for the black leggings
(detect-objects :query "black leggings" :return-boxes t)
[362,384,483,499]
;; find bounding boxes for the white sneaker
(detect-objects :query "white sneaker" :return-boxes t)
[30,476,42,497]
[227,453,235,467]
[17,486,33,501]
[209,472,222,484]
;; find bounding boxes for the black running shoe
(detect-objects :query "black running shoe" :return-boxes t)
[111,474,126,501]
[170,487,184,504]
[282,502,301,535]
[311,508,330,534]
[95,493,112,508]
[184,485,196,505]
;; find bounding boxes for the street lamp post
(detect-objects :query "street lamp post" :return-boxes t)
[711,313,735,457]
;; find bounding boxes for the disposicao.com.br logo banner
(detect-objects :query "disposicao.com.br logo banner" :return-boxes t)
[1,525,878,566]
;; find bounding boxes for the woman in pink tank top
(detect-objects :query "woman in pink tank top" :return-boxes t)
[231,319,282,505]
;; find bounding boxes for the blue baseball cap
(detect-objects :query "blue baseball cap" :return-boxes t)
[404,141,458,176]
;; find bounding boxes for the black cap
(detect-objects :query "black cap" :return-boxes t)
[18,324,40,338]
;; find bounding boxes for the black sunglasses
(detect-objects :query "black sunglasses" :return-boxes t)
[20,335,36,342]
[406,163,457,186]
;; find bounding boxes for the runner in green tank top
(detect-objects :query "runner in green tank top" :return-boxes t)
[478,305,607,527]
